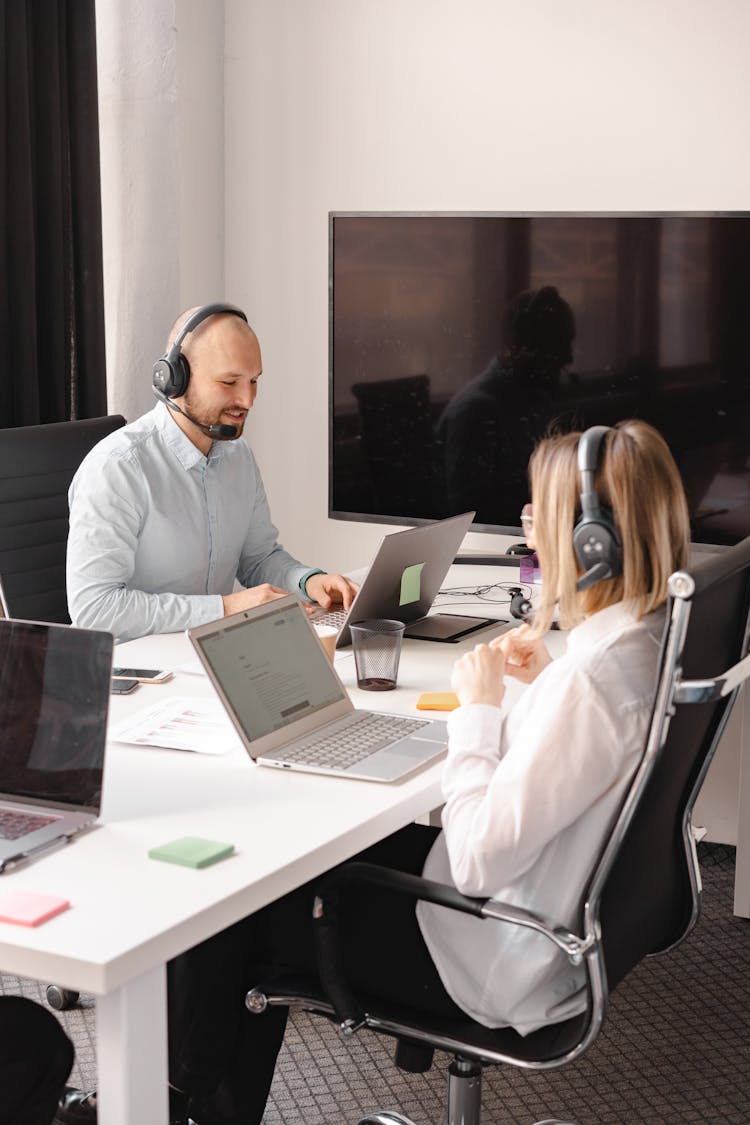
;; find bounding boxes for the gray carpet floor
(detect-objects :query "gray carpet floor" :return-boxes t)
[1,843,748,1124]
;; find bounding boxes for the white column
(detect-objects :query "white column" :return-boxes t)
[95,0,225,422]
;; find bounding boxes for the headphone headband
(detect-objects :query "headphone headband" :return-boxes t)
[168,302,248,359]
[577,425,611,521]
[153,303,248,401]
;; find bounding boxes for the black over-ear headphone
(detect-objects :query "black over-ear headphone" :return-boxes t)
[572,425,623,592]
[152,302,248,400]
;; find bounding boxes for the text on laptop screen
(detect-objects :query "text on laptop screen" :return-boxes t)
[196,602,344,741]
[0,621,111,807]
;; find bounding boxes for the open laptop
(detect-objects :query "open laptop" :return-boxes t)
[188,595,448,783]
[0,618,113,871]
[312,510,489,647]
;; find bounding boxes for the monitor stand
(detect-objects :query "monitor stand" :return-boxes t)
[453,544,534,566]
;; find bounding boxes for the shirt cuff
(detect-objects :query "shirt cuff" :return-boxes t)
[446,703,504,751]
[298,568,326,602]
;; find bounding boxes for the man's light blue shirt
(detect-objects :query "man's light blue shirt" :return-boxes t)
[67,404,316,642]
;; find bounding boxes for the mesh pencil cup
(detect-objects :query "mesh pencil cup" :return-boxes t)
[349,619,405,691]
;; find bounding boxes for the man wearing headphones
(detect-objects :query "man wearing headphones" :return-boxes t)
[67,304,356,642]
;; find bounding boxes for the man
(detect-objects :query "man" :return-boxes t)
[67,304,356,641]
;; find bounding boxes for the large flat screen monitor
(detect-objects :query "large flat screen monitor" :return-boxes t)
[330,213,750,546]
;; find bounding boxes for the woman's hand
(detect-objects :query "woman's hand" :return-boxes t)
[491,624,552,684]
[451,643,506,709]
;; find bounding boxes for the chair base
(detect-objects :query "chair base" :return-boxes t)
[355,1114,578,1124]
[357,1115,418,1125]
[357,1056,482,1125]
[356,1116,578,1124]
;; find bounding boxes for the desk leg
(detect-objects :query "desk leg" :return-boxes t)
[734,684,750,917]
[96,963,169,1125]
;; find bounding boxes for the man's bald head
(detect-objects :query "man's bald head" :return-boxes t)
[165,305,257,359]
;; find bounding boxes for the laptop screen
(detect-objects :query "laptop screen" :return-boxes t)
[0,620,112,808]
[194,600,344,741]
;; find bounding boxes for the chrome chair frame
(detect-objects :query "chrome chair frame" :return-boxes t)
[247,538,750,1125]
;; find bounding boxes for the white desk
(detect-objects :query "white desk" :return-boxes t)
[0,573,511,1125]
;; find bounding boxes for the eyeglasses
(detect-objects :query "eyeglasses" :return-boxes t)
[520,503,534,535]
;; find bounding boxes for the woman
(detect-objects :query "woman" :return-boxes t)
[169,419,690,1125]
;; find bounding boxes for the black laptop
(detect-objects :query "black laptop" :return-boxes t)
[0,619,113,871]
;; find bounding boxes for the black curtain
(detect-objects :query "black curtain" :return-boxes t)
[0,0,106,426]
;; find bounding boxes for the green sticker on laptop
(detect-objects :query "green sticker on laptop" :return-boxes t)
[399,561,425,606]
[148,836,234,869]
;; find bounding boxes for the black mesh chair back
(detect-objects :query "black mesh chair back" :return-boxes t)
[0,416,126,624]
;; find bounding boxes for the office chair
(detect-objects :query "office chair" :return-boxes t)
[0,415,126,1013]
[0,415,126,625]
[246,535,750,1124]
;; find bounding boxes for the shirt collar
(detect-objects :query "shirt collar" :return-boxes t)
[565,601,643,653]
[154,401,232,469]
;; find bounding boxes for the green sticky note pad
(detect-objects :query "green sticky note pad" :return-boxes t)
[399,562,425,606]
[148,836,234,869]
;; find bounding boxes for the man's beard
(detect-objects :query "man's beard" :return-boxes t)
[182,393,246,439]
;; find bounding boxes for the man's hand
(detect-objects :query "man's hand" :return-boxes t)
[222,584,289,617]
[451,643,506,709]
[305,572,358,610]
[490,624,552,684]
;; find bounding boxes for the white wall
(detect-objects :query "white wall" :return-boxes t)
[223,0,750,572]
[96,0,225,422]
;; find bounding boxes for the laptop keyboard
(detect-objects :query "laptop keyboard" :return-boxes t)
[0,809,59,841]
[277,712,430,770]
[313,607,347,629]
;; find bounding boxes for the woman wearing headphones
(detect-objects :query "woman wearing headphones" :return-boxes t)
[168,419,690,1125]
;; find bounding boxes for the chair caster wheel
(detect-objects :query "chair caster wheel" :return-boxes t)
[46,985,80,1010]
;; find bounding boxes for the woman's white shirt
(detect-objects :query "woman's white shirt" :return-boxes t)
[416,601,665,1034]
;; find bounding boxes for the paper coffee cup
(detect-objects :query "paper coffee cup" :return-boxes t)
[314,625,338,662]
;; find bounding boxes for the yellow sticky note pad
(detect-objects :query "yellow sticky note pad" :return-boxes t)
[400,562,425,606]
[416,691,460,712]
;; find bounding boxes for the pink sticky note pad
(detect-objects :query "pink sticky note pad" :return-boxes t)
[0,890,70,927]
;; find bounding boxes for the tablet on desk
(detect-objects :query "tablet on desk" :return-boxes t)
[404,613,498,642]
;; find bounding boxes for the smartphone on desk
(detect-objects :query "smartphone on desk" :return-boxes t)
[112,667,173,684]
[111,678,139,695]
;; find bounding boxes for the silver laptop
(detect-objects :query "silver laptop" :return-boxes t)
[0,618,112,872]
[313,511,484,648]
[188,595,448,783]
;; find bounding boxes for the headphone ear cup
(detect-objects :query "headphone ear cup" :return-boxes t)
[572,515,622,577]
[152,353,191,399]
[172,353,190,397]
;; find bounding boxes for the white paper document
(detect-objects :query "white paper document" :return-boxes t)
[110,696,241,755]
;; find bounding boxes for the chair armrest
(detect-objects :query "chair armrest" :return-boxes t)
[312,861,588,1033]
[674,651,750,702]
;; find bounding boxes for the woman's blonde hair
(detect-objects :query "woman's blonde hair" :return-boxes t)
[529,420,690,633]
